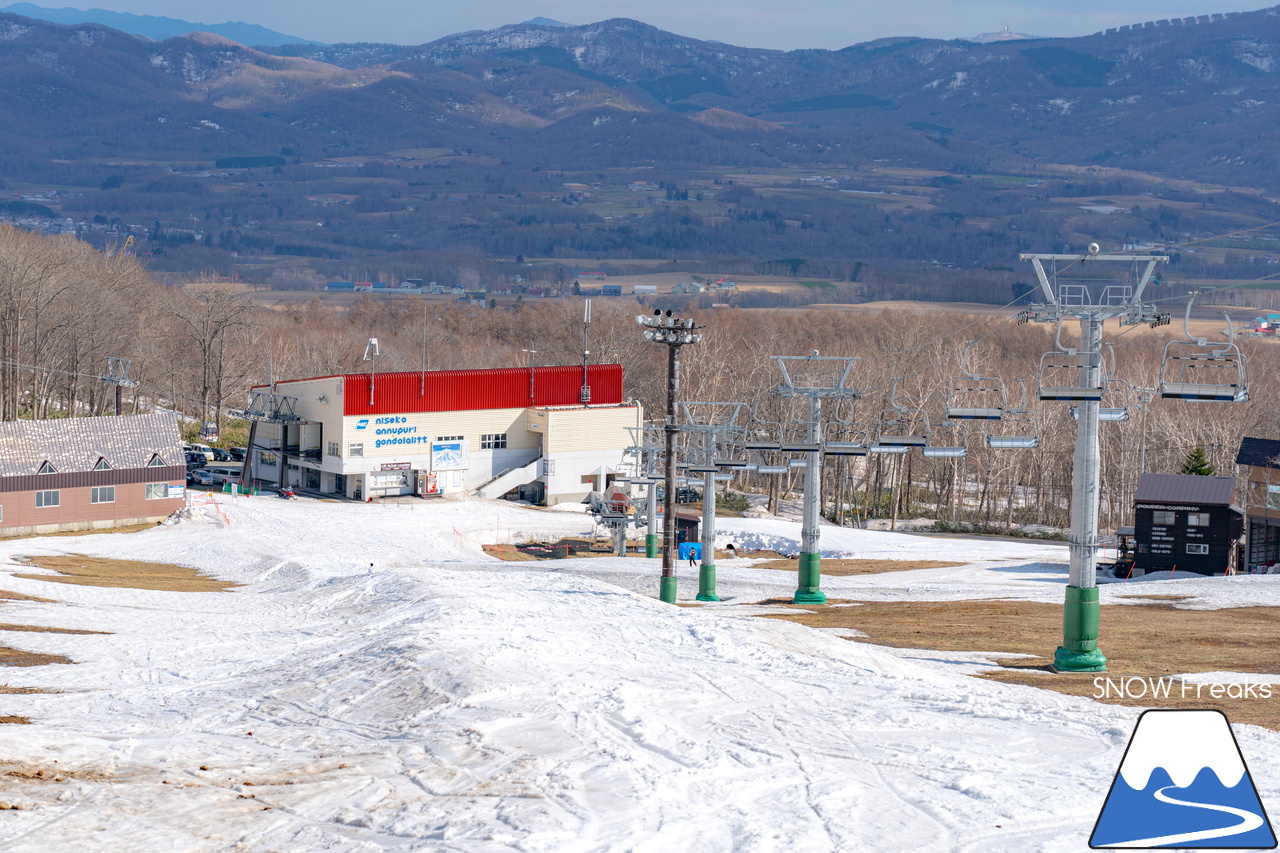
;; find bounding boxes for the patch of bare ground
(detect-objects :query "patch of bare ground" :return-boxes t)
[0,762,110,781]
[13,554,238,592]
[759,599,1280,729]
[0,685,53,694]
[0,589,55,603]
[0,623,107,635]
[751,558,965,576]
[0,521,160,542]
[0,647,72,667]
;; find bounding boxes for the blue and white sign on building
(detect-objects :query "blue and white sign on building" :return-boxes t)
[1090,709,1276,849]
[431,440,468,471]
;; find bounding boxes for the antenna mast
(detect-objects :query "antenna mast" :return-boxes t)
[580,298,592,406]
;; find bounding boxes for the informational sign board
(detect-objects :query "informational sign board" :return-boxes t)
[431,440,469,471]
[168,485,185,499]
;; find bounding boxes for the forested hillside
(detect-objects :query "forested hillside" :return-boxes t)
[0,10,1278,297]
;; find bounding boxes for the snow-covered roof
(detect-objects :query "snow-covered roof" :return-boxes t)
[0,411,183,477]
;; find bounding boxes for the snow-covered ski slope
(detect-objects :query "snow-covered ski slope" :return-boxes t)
[0,494,1276,852]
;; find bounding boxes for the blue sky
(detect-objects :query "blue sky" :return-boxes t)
[31,1,1270,48]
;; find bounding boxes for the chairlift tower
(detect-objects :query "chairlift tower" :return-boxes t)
[771,353,860,605]
[623,425,666,558]
[237,389,302,490]
[1019,249,1169,673]
[679,402,747,602]
[98,357,136,416]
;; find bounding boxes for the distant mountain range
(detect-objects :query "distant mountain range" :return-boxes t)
[0,2,320,45]
[0,7,1277,190]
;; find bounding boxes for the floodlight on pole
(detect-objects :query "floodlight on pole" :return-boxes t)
[637,309,704,604]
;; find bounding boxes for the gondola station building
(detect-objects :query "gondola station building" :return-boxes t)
[247,365,641,505]
[0,412,187,536]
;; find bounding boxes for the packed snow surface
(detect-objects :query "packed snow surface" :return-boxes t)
[0,493,1276,851]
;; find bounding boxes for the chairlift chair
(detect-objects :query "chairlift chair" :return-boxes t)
[922,420,967,458]
[875,380,930,446]
[1037,321,1104,401]
[986,381,1040,449]
[945,342,1007,420]
[823,421,870,457]
[1159,304,1249,403]
[1070,377,1131,422]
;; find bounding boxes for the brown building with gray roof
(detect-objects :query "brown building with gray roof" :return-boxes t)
[1132,472,1242,576]
[0,412,186,536]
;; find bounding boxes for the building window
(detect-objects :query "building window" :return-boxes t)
[260,452,278,467]
[1187,512,1209,527]
[349,443,363,457]
[37,461,56,474]
[91,486,115,504]
[148,455,167,467]
[1151,510,1175,525]
[93,458,112,471]
[328,442,339,457]
[1267,485,1280,510]
[481,433,507,450]
[437,435,463,441]
[35,490,60,508]
[1186,543,1209,555]
[144,483,168,500]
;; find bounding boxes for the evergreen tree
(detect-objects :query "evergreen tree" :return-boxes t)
[1180,445,1215,476]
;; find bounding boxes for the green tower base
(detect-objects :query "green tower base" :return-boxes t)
[792,551,827,605]
[1054,585,1106,672]
[645,534,659,559]
[696,563,719,602]
[659,575,678,604]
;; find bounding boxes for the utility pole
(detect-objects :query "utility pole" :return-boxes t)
[1019,248,1168,672]
[637,309,703,603]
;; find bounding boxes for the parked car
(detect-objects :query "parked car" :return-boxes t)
[191,469,215,486]
[183,443,214,462]
[203,466,241,486]
[211,447,233,462]
[228,447,247,462]
[185,452,207,468]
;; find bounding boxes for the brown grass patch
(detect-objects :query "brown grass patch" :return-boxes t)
[0,685,53,694]
[0,647,72,667]
[0,622,108,635]
[0,589,56,603]
[762,599,1280,729]
[0,716,29,724]
[0,521,159,542]
[751,558,965,576]
[14,554,238,592]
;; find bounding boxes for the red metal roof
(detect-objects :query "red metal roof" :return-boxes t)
[342,364,624,416]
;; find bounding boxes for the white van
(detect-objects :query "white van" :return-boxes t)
[204,466,241,485]
[184,443,214,462]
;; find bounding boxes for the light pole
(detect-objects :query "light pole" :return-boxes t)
[522,347,537,405]
[638,309,703,604]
